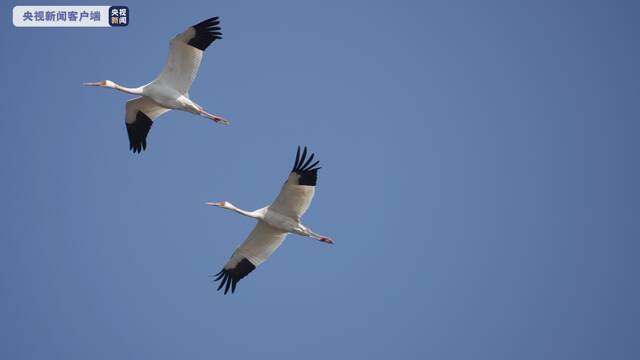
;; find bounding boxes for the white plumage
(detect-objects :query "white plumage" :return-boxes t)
[153,27,204,95]
[84,17,228,153]
[207,147,334,294]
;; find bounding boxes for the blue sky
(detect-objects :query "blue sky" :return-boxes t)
[1,1,639,359]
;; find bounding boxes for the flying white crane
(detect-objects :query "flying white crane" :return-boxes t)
[83,17,228,153]
[207,146,334,294]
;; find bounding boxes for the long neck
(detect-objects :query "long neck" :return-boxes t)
[110,81,144,95]
[227,204,263,219]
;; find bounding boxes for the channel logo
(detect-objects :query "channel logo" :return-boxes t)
[13,5,129,27]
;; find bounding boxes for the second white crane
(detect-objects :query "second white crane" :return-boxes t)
[207,146,334,295]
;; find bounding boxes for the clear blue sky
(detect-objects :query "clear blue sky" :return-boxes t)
[1,1,639,359]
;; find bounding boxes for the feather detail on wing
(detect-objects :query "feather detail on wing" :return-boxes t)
[269,146,321,220]
[152,17,222,94]
[125,97,170,153]
[212,222,287,294]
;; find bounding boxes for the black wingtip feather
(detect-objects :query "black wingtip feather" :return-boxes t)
[213,258,256,295]
[224,276,232,294]
[188,17,223,51]
[301,153,315,171]
[293,146,301,172]
[291,146,321,186]
[305,160,320,172]
[217,276,226,291]
[213,272,225,281]
[126,111,153,154]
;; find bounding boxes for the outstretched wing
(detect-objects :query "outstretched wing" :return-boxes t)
[212,222,288,294]
[152,17,222,94]
[125,97,170,153]
[269,146,322,221]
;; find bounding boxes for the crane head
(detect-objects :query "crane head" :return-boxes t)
[206,201,228,208]
[82,80,113,87]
